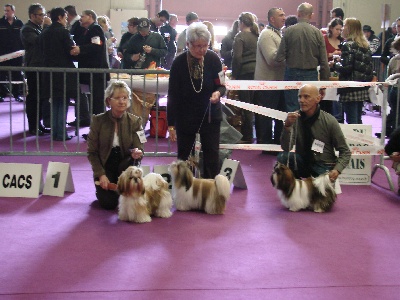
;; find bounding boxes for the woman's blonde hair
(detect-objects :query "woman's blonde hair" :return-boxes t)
[97,16,109,30]
[104,80,132,109]
[344,18,369,49]
[202,21,215,49]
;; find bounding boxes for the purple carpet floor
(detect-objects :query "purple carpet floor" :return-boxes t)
[1,101,400,299]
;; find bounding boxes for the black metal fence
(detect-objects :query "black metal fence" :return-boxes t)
[0,66,173,156]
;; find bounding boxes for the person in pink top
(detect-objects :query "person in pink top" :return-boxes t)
[322,18,344,120]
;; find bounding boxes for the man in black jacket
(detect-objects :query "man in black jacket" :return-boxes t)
[0,4,24,102]
[41,7,79,141]
[160,14,178,69]
[381,18,400,66]
[64,5,86,43]
[20,3,51,136]
[123,18,167,69]
[70,10,109,116]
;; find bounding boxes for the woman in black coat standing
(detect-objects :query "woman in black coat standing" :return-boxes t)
[167,22,226,178]
[40,7,78,141]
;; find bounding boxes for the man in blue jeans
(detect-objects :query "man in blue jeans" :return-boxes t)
[275,2,330,112]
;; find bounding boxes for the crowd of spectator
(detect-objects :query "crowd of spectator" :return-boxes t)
[1,3,400,146]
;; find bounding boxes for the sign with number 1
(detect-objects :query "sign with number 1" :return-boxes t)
[43,162,75,197]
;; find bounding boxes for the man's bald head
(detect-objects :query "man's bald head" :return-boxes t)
[298,2,313,19]
[298,84,321,116]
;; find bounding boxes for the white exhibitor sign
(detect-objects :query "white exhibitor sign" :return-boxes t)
[43,162,75,197]
[339,124,372,185]
[0,163,43,198]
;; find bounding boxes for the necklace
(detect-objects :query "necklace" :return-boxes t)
[187,52,204,93]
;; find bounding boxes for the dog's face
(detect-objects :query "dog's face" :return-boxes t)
[117,166,145,196]
[271,162,295,191]
[169,160,193,191]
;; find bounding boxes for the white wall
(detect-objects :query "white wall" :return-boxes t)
[333,0,400,33]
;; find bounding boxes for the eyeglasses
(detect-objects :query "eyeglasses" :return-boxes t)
[34,13,45,17]
[110,96,129,102]
[190,43,209,50]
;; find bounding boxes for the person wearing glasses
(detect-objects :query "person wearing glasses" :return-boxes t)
[167,22,226,178]
[20,3,52,136]
[87,81,144,210]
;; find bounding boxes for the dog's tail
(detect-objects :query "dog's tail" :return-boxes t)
[312,174,336,212]
[313,174,335,196]
[215,174,231,200]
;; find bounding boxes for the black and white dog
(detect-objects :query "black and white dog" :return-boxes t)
[271,162,336,212]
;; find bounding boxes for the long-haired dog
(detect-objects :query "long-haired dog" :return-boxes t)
[117,166,172,223]
[169,160,231,214]
[270,162,336,213]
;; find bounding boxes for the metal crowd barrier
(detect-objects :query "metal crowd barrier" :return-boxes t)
[372,56,386,83]
[0,66,174,157]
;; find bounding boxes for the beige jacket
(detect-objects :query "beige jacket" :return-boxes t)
[254,26,285,81]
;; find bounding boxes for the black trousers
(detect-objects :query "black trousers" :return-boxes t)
[177,120,221,179]
[254,89,286,144]
[82,74,106,115]
[95,147,136,210]
[237,72,255,141]
[25,72,43,131]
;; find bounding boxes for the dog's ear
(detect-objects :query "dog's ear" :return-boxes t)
[179,163,193,191]
[156,176,163,188]
[117,173,126,193]
[279,167,296,195]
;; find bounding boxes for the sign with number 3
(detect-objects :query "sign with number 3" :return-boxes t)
[219,159,247,189]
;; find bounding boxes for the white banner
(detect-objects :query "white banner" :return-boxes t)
[219,143,383,155]
[222,98,287,121]
[225,80,378,91]
[0,50,25,63]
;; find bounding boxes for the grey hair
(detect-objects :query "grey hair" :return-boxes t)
[186,22,211,44]
[104,80,132,108]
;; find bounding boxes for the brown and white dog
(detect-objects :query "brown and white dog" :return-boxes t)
[169,160,231,214]
[117,166,172,223]
[270,162,336,212]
